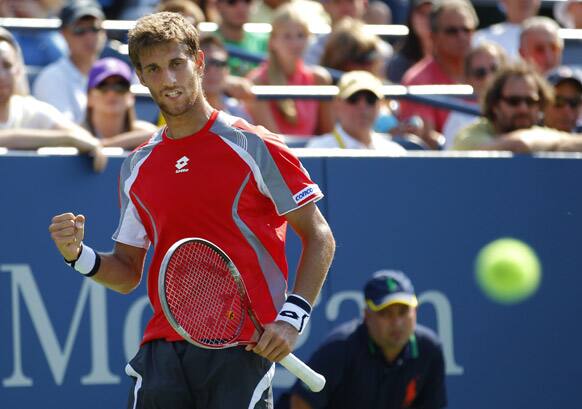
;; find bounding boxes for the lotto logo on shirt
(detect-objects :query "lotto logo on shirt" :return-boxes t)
[293,185,317,204]
[175,156,190,174]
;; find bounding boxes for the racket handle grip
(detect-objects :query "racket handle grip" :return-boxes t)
[280,353,326,392]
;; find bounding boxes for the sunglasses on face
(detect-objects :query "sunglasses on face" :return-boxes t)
[554,95,582,109]
[71,25,102,36]
[500,95,540,108]
[96,82,130,94]
[205,58,228,69]
[441,26,473,36]
[346,92,379,106]
[222,0,251,6]
[470,64,498,80]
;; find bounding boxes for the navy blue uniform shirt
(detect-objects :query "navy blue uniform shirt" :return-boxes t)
[289,319,447,409]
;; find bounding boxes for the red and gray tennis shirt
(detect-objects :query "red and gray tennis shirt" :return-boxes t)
[112,110,323,344]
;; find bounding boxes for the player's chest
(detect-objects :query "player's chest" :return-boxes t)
[131,144,251,216]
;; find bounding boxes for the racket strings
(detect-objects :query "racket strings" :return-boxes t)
[164,242,245,346]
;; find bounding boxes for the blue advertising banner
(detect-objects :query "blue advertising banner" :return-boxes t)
[1,153,581,409]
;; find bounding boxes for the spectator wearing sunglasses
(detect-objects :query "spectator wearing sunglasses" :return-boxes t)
[32,0,107,124]
[473,0,541,59]
[0,30,107,172]
[83,58,158,150]
[305,70,405,153]
[246,3,333,137]
[442,42,508,148]
[543,66,582,133]
[519,16,564,75]
[304,0,392,72]
[398,0,478,147]
[320,18,387,80]
[198,35,253,122]
[214,0,269,77]
[452,63,582,152]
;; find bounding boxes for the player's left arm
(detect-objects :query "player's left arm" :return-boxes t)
[284,202,335,304]
[249,202,335,362]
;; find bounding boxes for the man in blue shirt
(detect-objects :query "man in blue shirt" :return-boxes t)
[287,270,447,409]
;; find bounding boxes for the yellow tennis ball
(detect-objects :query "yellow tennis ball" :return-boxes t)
[475,238,542,304]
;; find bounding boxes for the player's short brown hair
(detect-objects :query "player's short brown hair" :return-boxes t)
[128,12,200,70]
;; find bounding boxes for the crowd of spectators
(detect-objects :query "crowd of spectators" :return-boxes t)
[1,0,581,172]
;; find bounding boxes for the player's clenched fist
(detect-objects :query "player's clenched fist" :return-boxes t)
[48,213,85,261]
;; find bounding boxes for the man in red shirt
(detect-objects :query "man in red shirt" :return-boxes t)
[48,12,335,409]
[398,0,478,139]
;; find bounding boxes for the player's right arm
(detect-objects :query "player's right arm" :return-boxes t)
[49,212,146,294]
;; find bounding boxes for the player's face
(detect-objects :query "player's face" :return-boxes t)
[0,41,18,105]
[544,81,582,132]
[520,29,562,75]
[136,41,204,118]
[493,75,541,133]
[365,304,416,357]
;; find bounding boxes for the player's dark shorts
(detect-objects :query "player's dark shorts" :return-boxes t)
[125,340,274,409]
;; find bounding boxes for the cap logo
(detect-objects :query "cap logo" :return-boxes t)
[386,277,398,292]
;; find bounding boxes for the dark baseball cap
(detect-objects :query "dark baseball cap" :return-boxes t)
[364,270,418,311]
[60,0,105,28]
[546,66,582,91]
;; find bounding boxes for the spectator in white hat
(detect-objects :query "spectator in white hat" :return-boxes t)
[306,70,405,153]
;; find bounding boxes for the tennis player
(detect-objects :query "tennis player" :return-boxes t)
[48,12,335,409]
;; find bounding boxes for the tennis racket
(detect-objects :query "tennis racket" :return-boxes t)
[158,237,326,392]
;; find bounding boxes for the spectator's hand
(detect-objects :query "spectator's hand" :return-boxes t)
[48,213,85,262]
[392,120,445,150]
[225,76,255,101]
[246,320,299,362]
[390,122,423,138]
[90,145,108,173]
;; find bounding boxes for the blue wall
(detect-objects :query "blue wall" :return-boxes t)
[1,153,582,409]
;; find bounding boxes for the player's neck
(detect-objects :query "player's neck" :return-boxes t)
[164,100,215,140]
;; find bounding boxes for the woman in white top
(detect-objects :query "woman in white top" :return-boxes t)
[0,28,106,172]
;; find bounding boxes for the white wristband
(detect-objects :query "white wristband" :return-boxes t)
[65,244,100,277]
[276,294,312,334]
